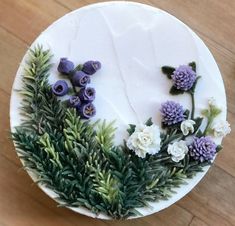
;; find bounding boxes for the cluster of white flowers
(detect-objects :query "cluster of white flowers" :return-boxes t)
[126,124,161,158]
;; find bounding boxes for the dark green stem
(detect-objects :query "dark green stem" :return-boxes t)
[190,92,195,120]
[203,117,212,135]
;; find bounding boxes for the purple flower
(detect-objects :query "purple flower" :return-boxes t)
[72,71,91,87]
[78,103,96,119]
[68,96,81,108]
[172,65,196,91]
[82,61,101,75]
[160,101,185,125]
[78,87,96,103]
[52,80,69,96]
[189,136,216,162]
[57,58,74,75]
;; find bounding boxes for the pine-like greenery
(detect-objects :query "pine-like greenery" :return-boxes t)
[12,46,208,219]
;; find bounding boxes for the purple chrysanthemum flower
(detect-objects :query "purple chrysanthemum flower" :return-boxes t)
[82,61,101,75]
[78,87,96,103]
[72,71,91,87]
[172,65,196,91]
[78,103,96,119]
[160,101,185,125]
[52,80,69,96]
[189,136,216,162]
[57,58,74,75]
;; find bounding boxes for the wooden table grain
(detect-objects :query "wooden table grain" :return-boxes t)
[0,0,234,225]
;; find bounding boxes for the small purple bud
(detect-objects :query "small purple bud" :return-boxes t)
[52,80,69,96]
[82,61,101,75]
[57,58,74,75]
[72,71,91,87]
[78,87,96,103]
[78,103,96,119]
[68,96,81,108]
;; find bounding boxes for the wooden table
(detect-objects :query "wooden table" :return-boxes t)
[0,0,234,225]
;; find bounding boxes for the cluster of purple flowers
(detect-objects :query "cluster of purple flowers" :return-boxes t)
[52,58,101,119]
[160,101,185,125]
[189,136,216,162]
[172,65,196,91]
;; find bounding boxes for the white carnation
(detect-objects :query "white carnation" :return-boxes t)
[212,120,231,138]
[167,140,188,162]
[180,119,195,136]
[126,124,161,158]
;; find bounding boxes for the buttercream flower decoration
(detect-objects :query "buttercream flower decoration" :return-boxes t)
[189,136,216,162]
[78,87,96,103]
[126,124,161,158]
[172,65,196,91]
[180,119,195,136]
[72,71,91,87]
[52,80,69,96]
[57,58,74,75]
[78,103,96,119]
[167,140,188,162]
[68,96,81,108]
[160,101,185,125]
[82,61,101,75]
[212,120,231,138]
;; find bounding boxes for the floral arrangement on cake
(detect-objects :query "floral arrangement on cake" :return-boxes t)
[12,46,230,219]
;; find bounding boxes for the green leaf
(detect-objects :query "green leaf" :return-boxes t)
[195,129,203,137]
[161,66,175,79]
[189,61,196,72]
[145,118,153,126]
[216,145,223,153]
[193,117,203,133]
[169,86,185,95]
[184,109,190,119]
[127,124,136,135]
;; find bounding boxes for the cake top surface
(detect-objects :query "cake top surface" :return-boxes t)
[10,2,227,219]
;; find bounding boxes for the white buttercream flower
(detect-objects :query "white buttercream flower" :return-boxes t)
[208,97,216,106]
[212,120,231,138]
[167,140,188,162]
[126,124,161,158]
[180,119,195,136]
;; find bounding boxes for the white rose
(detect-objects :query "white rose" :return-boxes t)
[212,120,231,138]
[126,124,161,158]
[167,140,188,162]
[180,119,195,136]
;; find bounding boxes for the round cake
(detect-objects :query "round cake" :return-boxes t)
[10,1,230,219]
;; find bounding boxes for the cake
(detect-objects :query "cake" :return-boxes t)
[10,2,230,219]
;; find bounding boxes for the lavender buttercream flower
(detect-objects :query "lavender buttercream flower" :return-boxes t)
[78,103,96,119]
[68,96,81,108]
[52,80,69,96]
[189,136,216,162]
[82,61,101,75]
[72,71,91,87]
[160,101,185,125]
[57,58,74,75]
[78,87,96,103]
[172,65,196,91]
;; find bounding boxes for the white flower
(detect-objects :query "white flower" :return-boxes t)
[126,124,161,158]
[180,119,195,136]
[212,120,231,138]
[208,97,216,106]
[167,140,188,162]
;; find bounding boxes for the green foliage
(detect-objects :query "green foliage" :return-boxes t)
[12,46,210,219]
[161,66,175,79]
[188,61,196,72]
